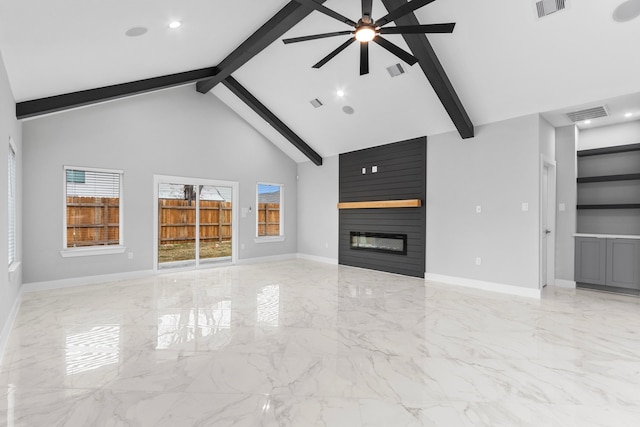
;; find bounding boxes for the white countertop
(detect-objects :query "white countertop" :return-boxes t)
[574,233,640,240]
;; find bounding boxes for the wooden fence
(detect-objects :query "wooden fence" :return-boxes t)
[258,203,280,236]
[66,197,119,247]
[66,198,280,247]
[159,199,232,244]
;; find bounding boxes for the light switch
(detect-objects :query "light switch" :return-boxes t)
[372,165,378,173]
[522,202,529,212]
[475,205,482,213]
[362,167,366,174]
[559,203,566,212]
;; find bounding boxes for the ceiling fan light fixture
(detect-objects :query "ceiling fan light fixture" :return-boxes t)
[355,27,376,42]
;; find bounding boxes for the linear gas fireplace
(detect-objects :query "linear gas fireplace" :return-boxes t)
[350,232,407,255]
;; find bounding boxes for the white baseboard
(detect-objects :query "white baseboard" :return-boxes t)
[425,273,541,299]
[22,269,156,293]
[296,253,339,265]
[236,253,298,265]
[0,291,23,368]
[554,279,576,289]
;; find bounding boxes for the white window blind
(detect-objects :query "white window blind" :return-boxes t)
[8,143,16,266]
[65,167,122,248]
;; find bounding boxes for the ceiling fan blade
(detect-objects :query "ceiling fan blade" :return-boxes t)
[360,42,369,75]
[283,30,354,44]
[375,0,437,27]
[295,0,357,26]
[313,38,356,69]
[362,0,373,17]
[373,36,418,65]
[378,23,455,35]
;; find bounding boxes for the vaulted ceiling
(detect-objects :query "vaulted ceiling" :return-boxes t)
[1,0,640,163]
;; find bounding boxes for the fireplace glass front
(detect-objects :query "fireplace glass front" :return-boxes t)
[349,232,407,255]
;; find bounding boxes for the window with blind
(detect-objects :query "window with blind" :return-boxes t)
[64,166,123,249]
[8,141,16,266]
[256,183,284,240]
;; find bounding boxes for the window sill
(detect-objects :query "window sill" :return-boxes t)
[254,236,286,244]
[60,246,127,258]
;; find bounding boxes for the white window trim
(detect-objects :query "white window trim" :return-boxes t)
[8,137,17,268]
[60,166,125,257]
[255,182,284,243]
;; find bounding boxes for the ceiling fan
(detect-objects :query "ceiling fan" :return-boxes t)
[283,0,455,75]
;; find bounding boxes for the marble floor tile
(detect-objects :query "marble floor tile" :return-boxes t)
[1,259,640,426]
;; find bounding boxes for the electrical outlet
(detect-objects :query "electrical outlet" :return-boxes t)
[128,252,134,260]
[476,205,482,213]
[475,257,482,266]
[522,202,529,212]
[559,203,566,212]
[361,167,366,174]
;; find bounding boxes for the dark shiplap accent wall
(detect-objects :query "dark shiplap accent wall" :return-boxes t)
[339,137,426,277]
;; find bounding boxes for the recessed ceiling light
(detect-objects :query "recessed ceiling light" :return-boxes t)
[625,112,633,118]
[336,90,345,97]
[584,120,592,125]
[125,27,148,37]
[169,21,182,29]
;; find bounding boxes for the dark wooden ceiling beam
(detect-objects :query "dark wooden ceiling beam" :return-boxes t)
[380,0,474,139]
[222,76,323,166]
[16,67,219,119]
[196,0,327,94]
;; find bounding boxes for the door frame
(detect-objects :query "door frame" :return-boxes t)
[539,156,557,288]
[153,174,239,271]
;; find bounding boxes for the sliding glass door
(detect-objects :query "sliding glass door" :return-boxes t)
[155,177,237,270]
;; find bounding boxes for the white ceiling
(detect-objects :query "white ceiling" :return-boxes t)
[1,0,640,161]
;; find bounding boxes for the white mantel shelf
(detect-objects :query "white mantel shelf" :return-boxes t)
[573,233,640,240]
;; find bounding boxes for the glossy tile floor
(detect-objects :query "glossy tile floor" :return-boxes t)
[1,259,640,426]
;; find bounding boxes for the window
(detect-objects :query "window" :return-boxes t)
[256,183,284,241]
[8,140,16,267]
[63,166,124,255]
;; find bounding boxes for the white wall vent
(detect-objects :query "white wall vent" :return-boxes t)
[565,105,609,122]
[309,98,323,108]
[536,0,566,18]
[386,63,406,77]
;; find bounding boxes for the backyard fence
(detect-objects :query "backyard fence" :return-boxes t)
[66,196,119,247]
[66,198,280,248]
[257,203,280,236]
[159,199,232,244]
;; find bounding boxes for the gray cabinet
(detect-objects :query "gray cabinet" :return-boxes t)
[606,239,640,290]
[575,236,640,292]
[575,237,606,285]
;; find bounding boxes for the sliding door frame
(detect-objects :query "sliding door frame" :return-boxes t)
[153,175,239,271]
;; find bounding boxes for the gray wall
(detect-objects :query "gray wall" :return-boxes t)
[426,114,542,289]
[0,50,22,336]
[298,114,546,289]
[555,125,578,282]
[22,85,298,283]
[297,156,338,261]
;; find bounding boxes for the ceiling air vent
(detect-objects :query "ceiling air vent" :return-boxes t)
[565,105,609,122]
[386,63,406,77]
[309,98,323,108]
[536,0,566,18]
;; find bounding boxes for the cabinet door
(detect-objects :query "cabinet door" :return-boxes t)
[606,239,640,290]
[575,237,606,285]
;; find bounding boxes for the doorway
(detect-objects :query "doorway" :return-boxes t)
[154,176,239,270]
[541,159,557,288]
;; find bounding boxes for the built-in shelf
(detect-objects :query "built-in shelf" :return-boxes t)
[577,173,640,183]
[577,204,640,210]
[577,143,640,157]
[337,199,422,209]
